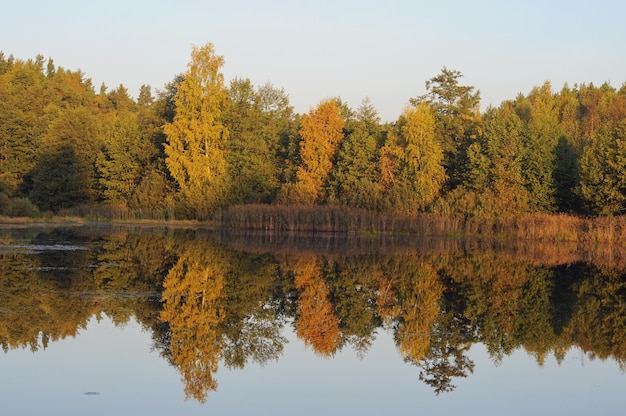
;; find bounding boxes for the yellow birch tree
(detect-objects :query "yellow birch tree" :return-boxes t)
[164,43,229,217]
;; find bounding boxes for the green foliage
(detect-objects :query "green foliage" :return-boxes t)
[326,98,382,209]
[0,195,41,217]
[0,57,47,195]
[554,137,581,212]
[28,145,90,212]
[519,82,563,212]
[579,122,626,215]
[411,67,481,189]
[441,103,531,220]
[377,104,446,213]
[97,111,143,202]
[127,170,176,219]
[223,78,293,204]
[3,48,626,219]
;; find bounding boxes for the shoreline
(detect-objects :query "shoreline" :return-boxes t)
[2,206,625,247]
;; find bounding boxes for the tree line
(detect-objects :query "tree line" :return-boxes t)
[2,43,626,220]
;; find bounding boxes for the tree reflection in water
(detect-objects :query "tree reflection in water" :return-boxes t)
[1,226,626,402]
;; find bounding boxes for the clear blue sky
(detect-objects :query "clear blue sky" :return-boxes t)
[3,0,625,121]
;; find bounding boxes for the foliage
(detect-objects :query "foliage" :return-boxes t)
[579,119,626,216]
[223,78,294,204]
[163,43,229,218]
[518,82,563,212]
[3,47,626,220]
[279,99,345,204]
[326,98,383,209]
[377,104,446,213]
[411,67,481,190]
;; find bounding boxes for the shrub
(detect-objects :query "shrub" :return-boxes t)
[3,197,42,218]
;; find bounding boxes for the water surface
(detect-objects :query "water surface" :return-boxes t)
[1,225,625,414]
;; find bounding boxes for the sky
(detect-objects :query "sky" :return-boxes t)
[2,0,626,121]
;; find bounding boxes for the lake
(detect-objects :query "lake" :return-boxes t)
[1,225,625,415]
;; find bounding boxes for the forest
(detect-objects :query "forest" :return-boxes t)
[2,42,626,224]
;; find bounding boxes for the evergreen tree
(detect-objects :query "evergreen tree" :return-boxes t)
[447,103,531,219]
[401,103,446,209]
[28,144,89,211]
[579,121,626,215]
[411,67,481,190]
[327,97,382,209]
[97,111,142,203]
[519,82,563,212]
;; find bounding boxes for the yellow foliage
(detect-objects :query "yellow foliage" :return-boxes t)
[164,43,229,216]
[160,241,228,403]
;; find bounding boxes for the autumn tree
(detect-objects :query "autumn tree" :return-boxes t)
[378,104,446,213]
[378,255,444,363]
[279,99,345,205]
[164,43,229,218]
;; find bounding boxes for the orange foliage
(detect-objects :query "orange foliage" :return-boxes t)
[291,255,341,356]
[285,99,345,204]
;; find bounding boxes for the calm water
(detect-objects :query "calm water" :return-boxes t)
[1,225,625,415]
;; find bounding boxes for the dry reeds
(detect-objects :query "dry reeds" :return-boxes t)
[216,204,469,236]
[216,205,626,248]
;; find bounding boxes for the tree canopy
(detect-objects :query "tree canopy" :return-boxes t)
[2,47,626,220]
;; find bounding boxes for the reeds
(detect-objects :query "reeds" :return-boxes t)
[216,205,626,247]
[5,201,626,249]
[216,204,465,235]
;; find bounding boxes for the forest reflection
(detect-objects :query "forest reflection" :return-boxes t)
[1,226,626,402]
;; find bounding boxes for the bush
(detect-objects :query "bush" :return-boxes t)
[0,192,9,213]
[3,197,42,218]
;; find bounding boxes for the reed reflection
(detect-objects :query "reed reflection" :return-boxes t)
[1,227,626,402]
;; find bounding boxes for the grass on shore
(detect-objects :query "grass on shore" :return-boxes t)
[0,215,85,225]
